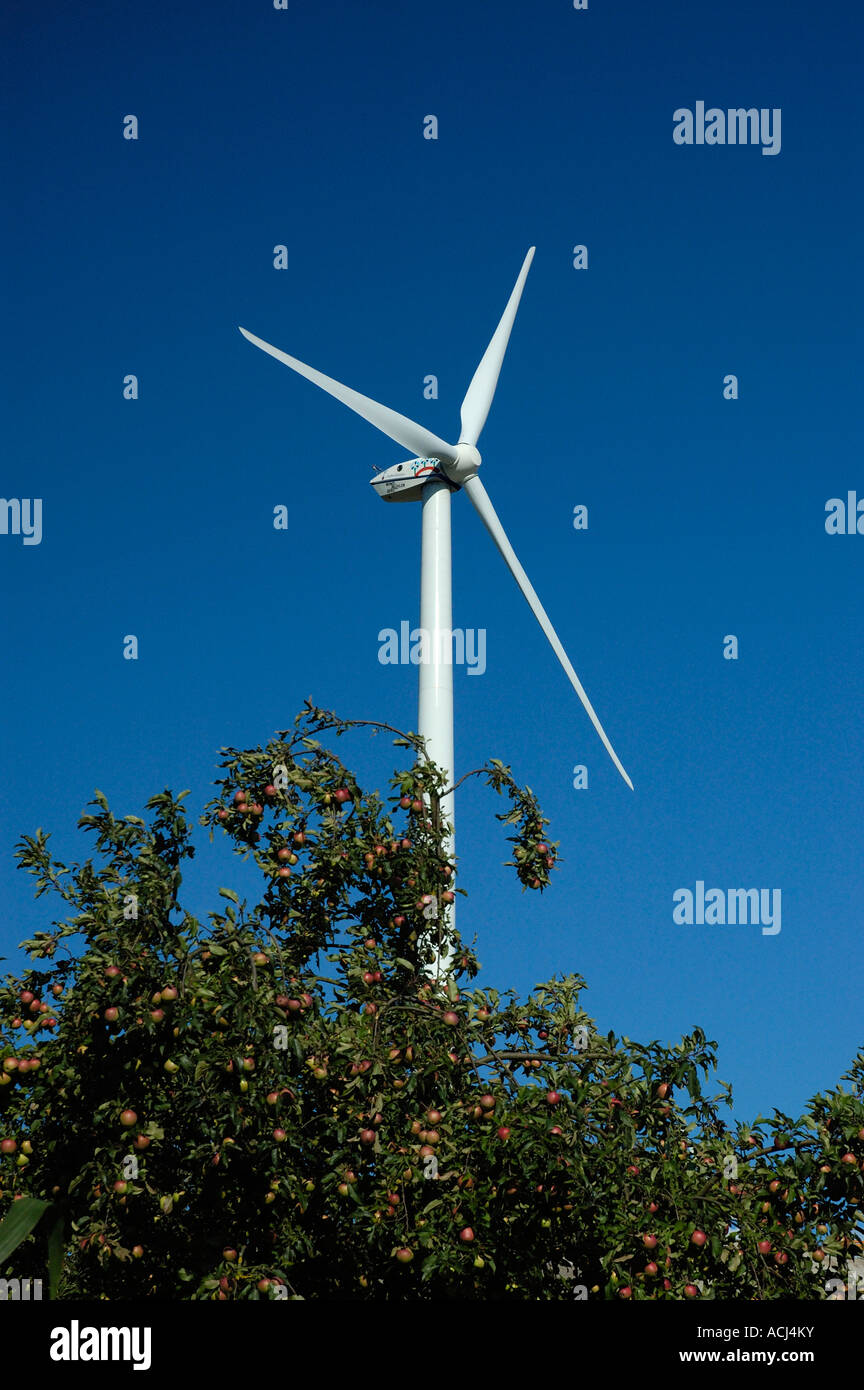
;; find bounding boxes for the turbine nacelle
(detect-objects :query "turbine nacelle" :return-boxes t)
[370,444,481,502]
[370,456,458,503]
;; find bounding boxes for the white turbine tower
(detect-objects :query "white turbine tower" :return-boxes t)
[239,247,633,969]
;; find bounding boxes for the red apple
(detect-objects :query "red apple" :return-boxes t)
[395,1247,414,1263]
[459,1227,475,1243]
[643,1234,658,1249]
[134,1134,150,1150]
[644,1262,658,1277]
[684,1284,699,1298]
[618,1285,632,1299]
[690,1229,707,1247]
[757,1239,771,1254]
[442,1011,459,1026]
[333,788,351,803]
[272,1129,287,1143]
[546,1091,561,1105]
[104,1007,119,1023]
[120,1109,137,1127]
[0,1138,17,1155]
[496,1127,511,1142]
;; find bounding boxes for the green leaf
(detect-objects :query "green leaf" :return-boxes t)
[0,1197,50,1264]
[219,888,240,904]
[46,1210,65,1299]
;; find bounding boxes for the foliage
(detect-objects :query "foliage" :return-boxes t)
[1,703,862,1299]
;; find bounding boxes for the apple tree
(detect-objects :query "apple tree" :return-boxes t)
[1,702,862,1299]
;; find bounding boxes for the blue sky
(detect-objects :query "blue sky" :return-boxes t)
[2,0,862,1126]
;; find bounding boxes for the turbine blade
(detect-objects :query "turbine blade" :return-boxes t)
[458,247,535,447]
[464,475,634,789]
[239,327,456,463]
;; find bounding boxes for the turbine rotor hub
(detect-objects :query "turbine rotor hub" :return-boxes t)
[445,442,482,484]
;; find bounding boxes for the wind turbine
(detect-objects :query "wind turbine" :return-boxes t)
[239,247,633,963]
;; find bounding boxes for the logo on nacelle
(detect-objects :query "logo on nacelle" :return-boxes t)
[370,456,456,504]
